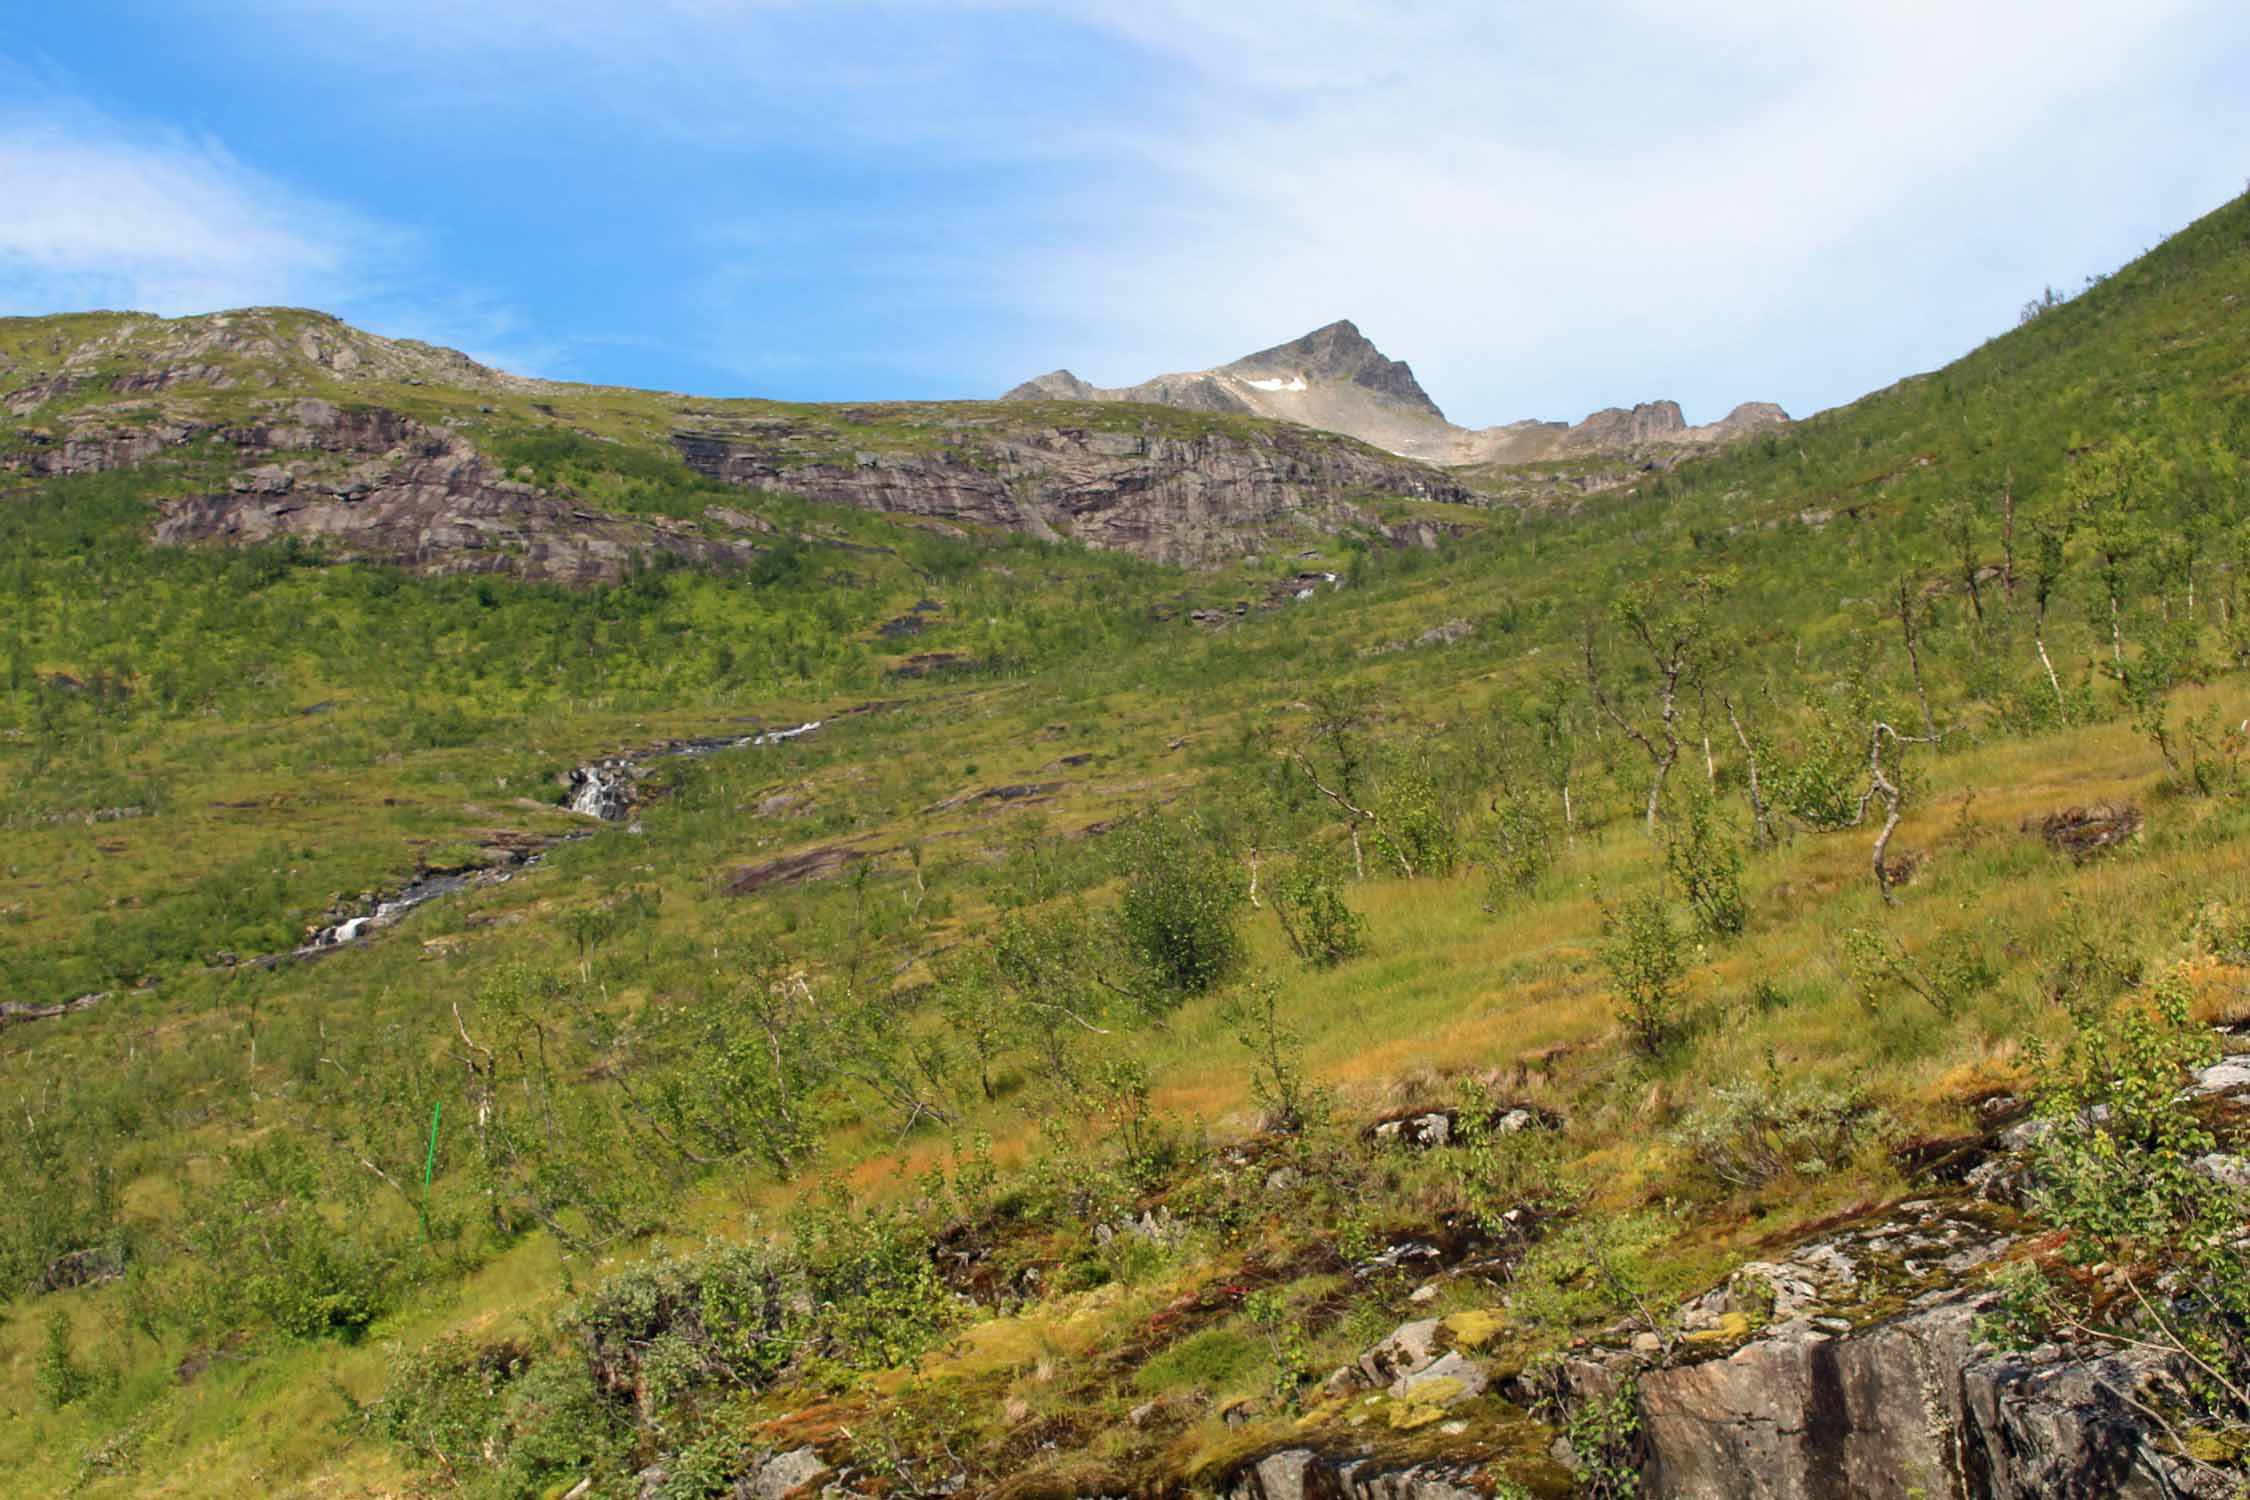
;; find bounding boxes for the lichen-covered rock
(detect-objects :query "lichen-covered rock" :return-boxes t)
[1223,1447,1485,1500]
[1358,1318,1443,1387]
[1388,1350,1488,1407]
[1550,1200,2229,1498]
[743,1446,831,1500]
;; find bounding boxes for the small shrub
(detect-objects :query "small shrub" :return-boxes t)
[2020,971,2226,1248]
[1841,927,1993,1020]
[1980,971,2249,1455]
[1243,1287,1312,1409]
[1510,1211,1672,1335]
[1771,733,1863,832]
[1672,1072,1887,1189]
[1661,788,1747,938]
[1444,1080,1567,1236]
[1747,978,1795,1013]
[1487,790,1557,906]
[1114,814,1247,998]
[1375,762,1463,878]
[1090,1058,1182,1191]
[1600,892,1690,1055]
[1558,1379,1643,1499]
[35,1308,92,1409]
[1270,856,1367,967]
[1220,977,1327,1135]
[374,1334,528,1477]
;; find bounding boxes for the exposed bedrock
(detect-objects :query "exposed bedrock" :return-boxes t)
[672,421,1475,565]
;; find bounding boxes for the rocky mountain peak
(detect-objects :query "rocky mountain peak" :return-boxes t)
[1000,323,1783,467]
[1001,369,1099,402]
[1221,320,1444,420]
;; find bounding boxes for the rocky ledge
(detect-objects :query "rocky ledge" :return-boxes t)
[7,399,762,585]
[673,418,1475,565]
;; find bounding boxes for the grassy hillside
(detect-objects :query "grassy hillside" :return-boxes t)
[3,191,2249,1498]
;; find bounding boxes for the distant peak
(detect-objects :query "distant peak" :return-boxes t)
[1225,320,1443,420]
[1000,369,1096,402]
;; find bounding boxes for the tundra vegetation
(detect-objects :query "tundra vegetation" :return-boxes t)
[1,193,2249,1497]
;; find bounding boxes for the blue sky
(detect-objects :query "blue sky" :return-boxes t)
[3,2,2247,427]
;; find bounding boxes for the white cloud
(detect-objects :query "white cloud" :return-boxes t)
[0,107,403,318]
[42,1,2250,413]
[1004,0,2245,421]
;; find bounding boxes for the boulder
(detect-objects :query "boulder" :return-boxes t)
[1388,1350,1488,1406]
[1357,1318,1442,1387]
[744,1446,831,1500]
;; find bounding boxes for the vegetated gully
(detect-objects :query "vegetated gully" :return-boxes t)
[0,721,827,1029]
[291,719,825,956]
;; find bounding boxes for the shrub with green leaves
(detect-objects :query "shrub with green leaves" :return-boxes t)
[1487,788,1558,906]
[1113,813,1248,998]
[1980,971,2249,1457]
[1661,788,1747,938]
[569,1239,812,1423]
[1220,976,1327,1135]
[1270,855,1368,967]
[1672,1071,1887,1189]
[1840,927,1994,1019]
[1375,759,1464,877]
[1600,892,1690,1055]
[35,1308,94,1409]
[374,1334,624,1496]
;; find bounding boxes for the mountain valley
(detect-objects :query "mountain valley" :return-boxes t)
[3,194,2250,1500]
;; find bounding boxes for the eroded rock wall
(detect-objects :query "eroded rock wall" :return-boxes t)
[674,421,1474,565]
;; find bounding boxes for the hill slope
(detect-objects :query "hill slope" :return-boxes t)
[2,192,2249,1499]
[1,308,1480,573]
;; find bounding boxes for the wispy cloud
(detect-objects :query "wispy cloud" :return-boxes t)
[0,101,405,318]
[16,2,2248,413]
[1005,0,2243,420]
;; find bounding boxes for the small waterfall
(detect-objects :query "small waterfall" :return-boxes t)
[565,760,639,820]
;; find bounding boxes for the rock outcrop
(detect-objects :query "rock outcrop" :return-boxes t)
[8,399,762,585]
[1004,320,1452,460]
[674,418,1472,566]
[1547,1197,2230,1498]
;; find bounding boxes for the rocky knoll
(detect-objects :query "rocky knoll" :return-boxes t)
[1006,320,1457,462]
[674,415,1474,565]
[1210,1049,2250,1500]
[6,398,761,585]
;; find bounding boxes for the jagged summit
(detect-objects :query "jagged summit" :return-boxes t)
[1002,320,1784,466]
[1222,319,1444,419]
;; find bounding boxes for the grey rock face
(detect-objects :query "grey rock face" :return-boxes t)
[674,420,1473,566]
[1357,1318,1443,1387]
[1389,1350,1488,1406]
[1224,1447,1485,1500]
[1551,1200,2225,1499]
[999,320,1787,466]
